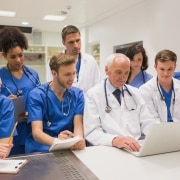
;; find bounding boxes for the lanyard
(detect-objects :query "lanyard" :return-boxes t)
[76,54,81,82]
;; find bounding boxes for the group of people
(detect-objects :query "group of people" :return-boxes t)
[0,24,180,158]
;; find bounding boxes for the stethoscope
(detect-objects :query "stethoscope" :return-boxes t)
[104,78,137,113]
[46,82,72,127]
[142,70,145,83]
[156,77,175,104]
[6,64,41,96]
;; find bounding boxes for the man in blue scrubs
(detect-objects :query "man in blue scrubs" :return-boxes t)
[26,53,85,153]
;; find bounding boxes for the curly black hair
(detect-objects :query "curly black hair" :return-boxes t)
[0,26,28,55]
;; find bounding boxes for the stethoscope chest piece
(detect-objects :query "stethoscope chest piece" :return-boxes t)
[105,106,112,113]
[47,120,51,127]
[17,89,23,96]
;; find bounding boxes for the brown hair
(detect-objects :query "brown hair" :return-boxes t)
[125,43,148,70]
[61,25,80,42]
[49,53,76,72]
[155,49,177,65]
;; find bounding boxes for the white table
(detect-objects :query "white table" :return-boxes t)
[73,146,180,180]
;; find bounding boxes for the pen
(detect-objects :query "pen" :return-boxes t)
[8,122,18,144]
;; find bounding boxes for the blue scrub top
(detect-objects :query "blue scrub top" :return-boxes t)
[0,65,40,154]
[128,70,153,88]
[173,72,180,80]
[0,94,15,138]
[160,86,173,122]
[25,83,84,153]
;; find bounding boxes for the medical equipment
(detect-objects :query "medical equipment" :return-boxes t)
[46,82,72,127]
[156,78,175,104]
[156,78,175,122]
[6,64,40,96]
[104,78,137,113]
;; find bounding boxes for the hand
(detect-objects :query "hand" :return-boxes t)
[58,130,74,140]
[112,136,140,152]
[8,94,17,99]
[71,139,85,150]
[0,143,13,159]
[17,112,28,122]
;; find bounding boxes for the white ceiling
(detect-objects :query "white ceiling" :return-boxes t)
[0,0,144,33]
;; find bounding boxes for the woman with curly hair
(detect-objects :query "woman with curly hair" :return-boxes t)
[0,26,41,155]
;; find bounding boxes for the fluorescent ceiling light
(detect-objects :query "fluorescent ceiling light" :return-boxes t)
[22,21,29,25]
[0,10,16,17]
[43,15,67,21]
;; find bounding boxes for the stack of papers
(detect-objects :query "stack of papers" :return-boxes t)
[49,135,83,151]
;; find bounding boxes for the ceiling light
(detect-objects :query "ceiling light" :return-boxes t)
[22,21,29,25]
[43,15,67,21]
[0,10,16,17]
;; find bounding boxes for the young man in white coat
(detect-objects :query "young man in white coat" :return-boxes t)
[139,50,180,122]
[83,53,157,152]
[46,25,101,93]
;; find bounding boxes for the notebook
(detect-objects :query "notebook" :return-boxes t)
[0,159,28,174]
[49,135,83,151]
[12,96,26,122]
[125,122,180,157]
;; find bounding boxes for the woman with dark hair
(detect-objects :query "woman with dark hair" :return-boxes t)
[0,26,41,155]
[125,44,153,88]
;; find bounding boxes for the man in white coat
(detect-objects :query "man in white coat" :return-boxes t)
[139,49,180,122]
[46,25,101,93]
[84,53,157,152]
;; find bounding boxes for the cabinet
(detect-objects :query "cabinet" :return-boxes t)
[24,45,46,65]
[90,43,100,64]
[47,46,64,61]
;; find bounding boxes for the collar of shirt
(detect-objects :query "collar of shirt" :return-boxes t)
[106,78,123,93]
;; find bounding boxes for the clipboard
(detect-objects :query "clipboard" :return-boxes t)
[0,159,28,174]
[12,96,26,122]
[49,135,83,151]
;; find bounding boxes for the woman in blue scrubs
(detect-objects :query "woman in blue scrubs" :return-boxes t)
[0,93,15,158]
[0,27,40,155]
[26,53,85,153]
[125,43,153,88]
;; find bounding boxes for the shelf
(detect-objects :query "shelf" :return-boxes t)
[25,45,45,53]
[0,45,64,83]
[24,53,45,65]
[90,42,100,63]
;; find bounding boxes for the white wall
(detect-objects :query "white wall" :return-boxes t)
[27,0,180,80]
[26,29,87,83]
[86,0,180,77]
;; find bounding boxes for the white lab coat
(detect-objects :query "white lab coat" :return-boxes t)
[46,52,101,93]
[139,77,180,122]
[84,79,157,146]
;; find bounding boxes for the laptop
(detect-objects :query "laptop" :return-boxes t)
[12,96,26,122]
[125,122,180,157]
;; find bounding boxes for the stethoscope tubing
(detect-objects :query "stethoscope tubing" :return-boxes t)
[5,64,40,96]
[104,78,135,113]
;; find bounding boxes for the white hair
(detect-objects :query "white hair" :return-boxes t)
[105,53,130,67]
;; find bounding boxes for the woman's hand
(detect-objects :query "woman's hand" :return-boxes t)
[0,143,13,159]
